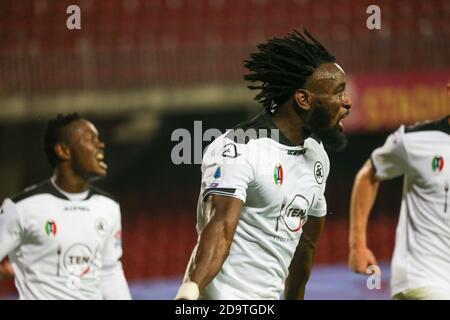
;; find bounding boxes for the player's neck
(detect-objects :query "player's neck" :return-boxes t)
[53,167,89,193]
[271,104,306,146]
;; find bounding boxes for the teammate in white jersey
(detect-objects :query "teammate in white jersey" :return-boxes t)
[0,113,131,300]
[349,79,450,299]
[176,30,352,300]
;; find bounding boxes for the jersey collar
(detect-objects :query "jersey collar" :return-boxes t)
[262,111,321,147]
[443,115,450,134]
[49,178,92,201]
[46,179,71,201]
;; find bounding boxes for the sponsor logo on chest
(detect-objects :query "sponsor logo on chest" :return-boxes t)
[64,206,90,212]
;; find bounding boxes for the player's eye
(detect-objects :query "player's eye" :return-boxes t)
[85,134,98,143]
[338,90,347,100]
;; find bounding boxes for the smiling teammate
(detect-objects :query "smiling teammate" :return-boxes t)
[0,113,131,300]
[176,30,352,300]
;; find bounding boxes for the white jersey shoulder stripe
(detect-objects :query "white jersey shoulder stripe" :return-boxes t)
[11,179,118,204]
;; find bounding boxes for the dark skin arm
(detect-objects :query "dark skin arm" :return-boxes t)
[0,258,14,280]
[185,194,243,290]
[284,216,325,300]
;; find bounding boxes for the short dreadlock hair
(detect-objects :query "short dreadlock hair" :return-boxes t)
[244,29,336,113]
[44,113,83,168]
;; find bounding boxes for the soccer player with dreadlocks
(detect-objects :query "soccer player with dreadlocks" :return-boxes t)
[0,114,131,299]
[176,29,352,300]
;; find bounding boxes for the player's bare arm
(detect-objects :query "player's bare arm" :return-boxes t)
[0,258,14,280]
[284,216,325,300]
[348,159,380,274]
[176,194,243,299]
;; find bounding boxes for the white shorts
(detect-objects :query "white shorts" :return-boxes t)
[393,287,450,300]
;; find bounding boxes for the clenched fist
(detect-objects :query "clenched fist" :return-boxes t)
[348,247,378,274]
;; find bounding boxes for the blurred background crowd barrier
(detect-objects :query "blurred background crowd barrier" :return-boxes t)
[0,0,449,298]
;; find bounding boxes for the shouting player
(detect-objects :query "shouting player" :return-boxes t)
[176,30,352,300]
[0,113,131,300]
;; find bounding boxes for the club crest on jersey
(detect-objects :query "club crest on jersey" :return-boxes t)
[314,161,324,184]
[432,156,444,173]
[94,218,108,237]
[45,220,57,237]
[274,163,283,185]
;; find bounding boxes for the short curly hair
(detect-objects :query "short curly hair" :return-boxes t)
[43,113,83,168]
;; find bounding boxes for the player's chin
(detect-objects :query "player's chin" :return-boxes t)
[87,165,107,177]
[93,159,108,176]
[95,166,108,176]
[96,169,107,177]
[321,126,348,151]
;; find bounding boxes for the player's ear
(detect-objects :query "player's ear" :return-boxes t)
[294,89,312,110]
[54,143,71,162]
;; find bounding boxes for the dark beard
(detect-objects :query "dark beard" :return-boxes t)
[303,100,348,152]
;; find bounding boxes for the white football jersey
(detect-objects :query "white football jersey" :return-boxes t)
[188,111,330,300]
[0,178,131,300]
[371,116,450,297]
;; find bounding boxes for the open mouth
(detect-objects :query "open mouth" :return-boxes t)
[96,153,108,170]
[337,112,350,131]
